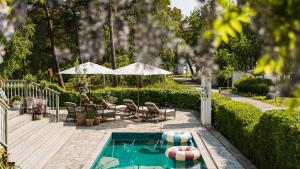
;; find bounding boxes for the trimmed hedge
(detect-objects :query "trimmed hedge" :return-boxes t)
[48,83,202,112]
[212,93,300,169]
[235,75,272,95]
[252,110,300,169]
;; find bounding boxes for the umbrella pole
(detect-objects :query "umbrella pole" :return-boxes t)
[137,76,140,108]
[103,74,106,85]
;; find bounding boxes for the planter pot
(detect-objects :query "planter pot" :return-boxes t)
[94,117,101,125]
[12,103,21,110]
[35,114,42,120]
[86,119,94,126]
[76,112,86,125]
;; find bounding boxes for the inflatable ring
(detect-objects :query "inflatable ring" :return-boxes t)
[165,146,201,161]
[162,131,192,143]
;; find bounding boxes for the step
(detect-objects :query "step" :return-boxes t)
[8,114,32,133]
[9,122,74,169]
[8,110,21,120]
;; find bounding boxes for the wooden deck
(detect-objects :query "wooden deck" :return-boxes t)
[8,110,75,169]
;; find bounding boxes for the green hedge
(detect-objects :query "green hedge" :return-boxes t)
[235,75,272,95]
[49,83,201,111]
[252,110,300,169]
[212,93,300,169]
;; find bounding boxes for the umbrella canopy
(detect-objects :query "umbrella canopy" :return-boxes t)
[107,62,172,76]
[59,62,112,75]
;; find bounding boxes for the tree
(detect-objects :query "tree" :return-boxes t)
[0,21,35,78]
[43,1,65,88]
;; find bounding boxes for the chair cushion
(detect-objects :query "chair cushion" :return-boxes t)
[110,105,126,110]
[102,109,115,115]
[166,109,175,113]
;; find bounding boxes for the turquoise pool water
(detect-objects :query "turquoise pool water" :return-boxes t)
[91,132,208,169]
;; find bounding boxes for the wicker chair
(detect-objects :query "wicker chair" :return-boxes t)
[64,102,77,121]
[145,102,176,122]
[122,99,138,118]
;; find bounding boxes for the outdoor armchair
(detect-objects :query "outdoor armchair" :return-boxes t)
[26,97,35,113]
[64,102,77,121]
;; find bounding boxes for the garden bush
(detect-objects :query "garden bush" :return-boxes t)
[252,110,300,169]
[212,93,262,157]
[212,93,300,169]
[48,83,202,112]
[234,75,272,95]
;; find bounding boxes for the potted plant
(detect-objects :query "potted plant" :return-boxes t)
[94,115,101,125]
[33,102,44,120]
[86,110,95,126]
[10,96,22,110]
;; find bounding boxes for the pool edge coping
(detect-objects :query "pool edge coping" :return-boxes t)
[82,131,112,169]
[191,131,218,169]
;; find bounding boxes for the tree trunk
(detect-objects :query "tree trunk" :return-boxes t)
[186,56,194,75]
[108,0,118,86]
[43,2,65,88]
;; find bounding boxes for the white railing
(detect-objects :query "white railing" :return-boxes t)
[0,98,8,151]
[3,80,60,122]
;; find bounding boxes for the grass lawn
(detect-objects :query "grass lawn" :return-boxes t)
[237,92,300,107]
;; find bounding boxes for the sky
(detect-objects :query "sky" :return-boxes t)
[170,0,200,17]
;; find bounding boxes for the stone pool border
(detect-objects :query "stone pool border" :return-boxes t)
[191,132,218,169]
[83,131,112,169]
[83,131,217,169]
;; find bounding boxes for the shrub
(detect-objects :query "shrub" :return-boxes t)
[212,93,262,157]
[212,93,300,169]
[90,88,202,112]
[235,75,272,95]
[252,110,300,169]
[47,83,202,111]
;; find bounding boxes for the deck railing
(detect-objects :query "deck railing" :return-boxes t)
[0,98,8,151]
[3,80,60,122]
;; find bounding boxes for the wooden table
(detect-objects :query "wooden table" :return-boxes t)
[137,106,148,120]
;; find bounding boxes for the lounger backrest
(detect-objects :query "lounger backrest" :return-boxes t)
[101,99,110,109]
[123,99,137,111]
[145,102,160,114]
[65,102,77,113]
[84,103,97,114]
[81,94,89,100]
[82,98,91,105]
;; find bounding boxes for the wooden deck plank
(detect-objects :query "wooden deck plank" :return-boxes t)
[22,126,74,169]
[9,122,63,165]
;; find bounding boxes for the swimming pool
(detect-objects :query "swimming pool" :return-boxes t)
[91,132,208,169]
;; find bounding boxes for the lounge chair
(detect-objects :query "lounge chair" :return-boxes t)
[122,99,138,118]
[64,102,77,121]
[85,103,116,120]
[145,102,176,122]
[101,99,126,113]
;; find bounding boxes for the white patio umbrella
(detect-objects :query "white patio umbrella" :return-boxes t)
[59,62,112,75]
[107,62,172,107]
[59,62,112,108]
